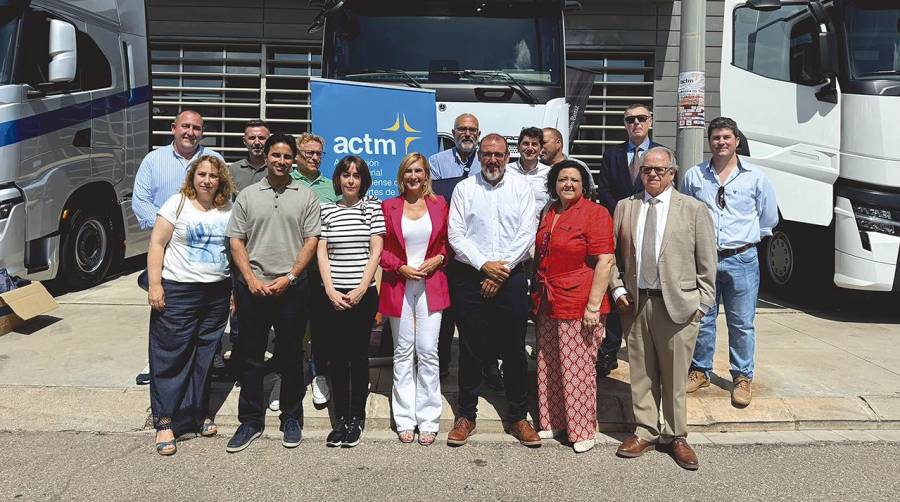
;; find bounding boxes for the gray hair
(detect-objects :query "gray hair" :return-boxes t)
[644,145,678,170]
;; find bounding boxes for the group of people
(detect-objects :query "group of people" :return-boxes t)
[132,104,777,471]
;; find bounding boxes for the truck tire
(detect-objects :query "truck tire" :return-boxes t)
[760,222,831,299]
[59,206,116,290]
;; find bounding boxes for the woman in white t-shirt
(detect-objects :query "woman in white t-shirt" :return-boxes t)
[146,155,235,455]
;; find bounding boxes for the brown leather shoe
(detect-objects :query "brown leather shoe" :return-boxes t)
[732,376,752,407]
[616,435,655,458]
[669,437,699,470]
[686,370,710,393]
[508,420,542,447]
[446,417,476,446]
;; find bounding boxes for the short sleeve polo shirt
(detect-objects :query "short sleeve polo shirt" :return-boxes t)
[226,176,321,282]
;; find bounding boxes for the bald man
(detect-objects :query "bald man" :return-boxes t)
[428,113,482,180]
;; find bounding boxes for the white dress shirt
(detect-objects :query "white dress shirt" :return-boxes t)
[448,171,536,271]
[506,160,551,222]
[612,186,673,300]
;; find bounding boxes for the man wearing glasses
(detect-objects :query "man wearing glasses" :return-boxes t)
[428,113,482,180]
[594,104,665,377]
[609,146,716,470]
[289,133,339,409]
[680,117,778,408]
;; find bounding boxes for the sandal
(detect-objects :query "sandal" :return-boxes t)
[155,431,177,456]
[200,419,218,437]
[418,432,437,446]
[398,430,415,444]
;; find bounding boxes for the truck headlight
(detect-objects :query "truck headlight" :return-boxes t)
[0,202,15,220]
[853,205,900,236]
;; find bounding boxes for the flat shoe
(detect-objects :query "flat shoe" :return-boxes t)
[156,439,176,456]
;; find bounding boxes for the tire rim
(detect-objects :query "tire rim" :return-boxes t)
[75,218,107,274]
[767,231,793,286]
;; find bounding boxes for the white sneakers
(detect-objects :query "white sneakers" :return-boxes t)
[311,375,331,405]
[537,429,564,439]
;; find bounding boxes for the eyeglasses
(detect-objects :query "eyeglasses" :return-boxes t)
[480,151,506,159]
[454,126,479,134]
[625,115,651,125]
[299,150,324,158]
[640,166,669,176]
[717,186,727,209]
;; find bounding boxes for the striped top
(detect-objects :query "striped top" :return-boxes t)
[132,143,224,229]
[320,196,386,289]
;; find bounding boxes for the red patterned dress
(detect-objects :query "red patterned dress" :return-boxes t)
[533,196,614,444]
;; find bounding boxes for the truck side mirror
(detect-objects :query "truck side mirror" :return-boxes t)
[48,19,77,83]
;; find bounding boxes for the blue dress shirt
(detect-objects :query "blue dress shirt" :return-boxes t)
[627,137,652,166]
[132,143,223,229]
[680,159,779,250]
[428,147,481,180]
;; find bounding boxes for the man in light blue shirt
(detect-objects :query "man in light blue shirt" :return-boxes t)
[680,117,778,407]
[428,113,482,180]
[131,110,222,385]
[132,110,224,229]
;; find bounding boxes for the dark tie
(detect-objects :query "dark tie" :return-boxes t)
[640,197,660,287]
[629,147,642,183]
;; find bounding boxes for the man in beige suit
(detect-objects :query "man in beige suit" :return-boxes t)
[609,146,716,470]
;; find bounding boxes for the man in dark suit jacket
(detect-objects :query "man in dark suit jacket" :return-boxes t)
[594,104,664,376]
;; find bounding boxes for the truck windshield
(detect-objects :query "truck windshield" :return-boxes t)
[844,1,899,80]
[0,6,22,85]
[324,2,563,87]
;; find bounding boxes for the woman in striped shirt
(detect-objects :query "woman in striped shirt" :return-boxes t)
[317,155,386,448]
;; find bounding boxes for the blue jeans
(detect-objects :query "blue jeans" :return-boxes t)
[691,246,760,380]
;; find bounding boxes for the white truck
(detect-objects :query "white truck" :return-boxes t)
[314,0,571,155]
[721,0,899,293]
[0,0,150,289]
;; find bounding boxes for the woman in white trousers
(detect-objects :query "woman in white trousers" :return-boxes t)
[379,153,451,446]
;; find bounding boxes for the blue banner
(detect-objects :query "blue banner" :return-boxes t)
[311,78,438,200]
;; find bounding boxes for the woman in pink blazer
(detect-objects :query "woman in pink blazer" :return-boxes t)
[380,152,451,446]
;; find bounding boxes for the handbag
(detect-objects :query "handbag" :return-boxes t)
[137,195,186,291]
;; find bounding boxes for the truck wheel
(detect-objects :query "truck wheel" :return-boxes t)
[760,222,831,299]
[59,206,115,290]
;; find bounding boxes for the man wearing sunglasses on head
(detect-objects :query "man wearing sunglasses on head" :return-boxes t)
[594,104,666,377]
[679,117,778,408]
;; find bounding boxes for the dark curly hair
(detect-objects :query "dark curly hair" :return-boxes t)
[545,160,592,200]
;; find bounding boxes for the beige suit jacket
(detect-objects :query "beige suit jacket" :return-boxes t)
[609,189,717,324]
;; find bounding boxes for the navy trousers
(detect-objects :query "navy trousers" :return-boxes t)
[233,278,308,427]
[452,262,530,422]
[149,279,230,435]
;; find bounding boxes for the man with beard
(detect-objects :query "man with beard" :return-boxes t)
[446,134,540,448]
[132,110,223,385]
[507,127,551,223]
[230,120,270,191]
[428,113,482,180]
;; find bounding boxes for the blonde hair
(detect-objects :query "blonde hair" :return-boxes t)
[180,155,235,208]
[296,132,325,149]
[396,152,435,199]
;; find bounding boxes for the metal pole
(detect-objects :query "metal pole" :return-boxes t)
[675,0,707,172]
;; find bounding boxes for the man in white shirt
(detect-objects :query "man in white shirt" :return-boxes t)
[507,126,551,223]
[607,146,717,470]
[445,134,541,448]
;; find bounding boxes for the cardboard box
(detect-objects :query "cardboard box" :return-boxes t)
[0,282,59,336]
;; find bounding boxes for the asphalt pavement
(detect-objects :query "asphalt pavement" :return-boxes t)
[1,431,898,501]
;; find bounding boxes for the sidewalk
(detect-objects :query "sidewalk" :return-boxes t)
[0,271,898,436]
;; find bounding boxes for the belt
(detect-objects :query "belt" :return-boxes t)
[639,288,663,298]
[718,243,754,258]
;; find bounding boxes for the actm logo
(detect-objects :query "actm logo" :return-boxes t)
[333,112,421,156]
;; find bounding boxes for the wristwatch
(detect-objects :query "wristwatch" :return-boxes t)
[285,272,298,285]
[585,304,600,313]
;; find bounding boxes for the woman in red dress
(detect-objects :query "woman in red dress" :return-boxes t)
[533,160,615,453]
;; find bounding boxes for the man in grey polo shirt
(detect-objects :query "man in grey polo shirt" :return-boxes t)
[230,119,270,191]
[225,133,321,453]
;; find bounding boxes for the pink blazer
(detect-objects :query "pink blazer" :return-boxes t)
[379,195,451,317]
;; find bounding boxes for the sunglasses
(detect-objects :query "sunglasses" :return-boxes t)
[639,166,669,176]
[625,115,651,125]
[717,186,727,209]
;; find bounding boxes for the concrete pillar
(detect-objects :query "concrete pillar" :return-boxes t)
[675,0,707,171]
